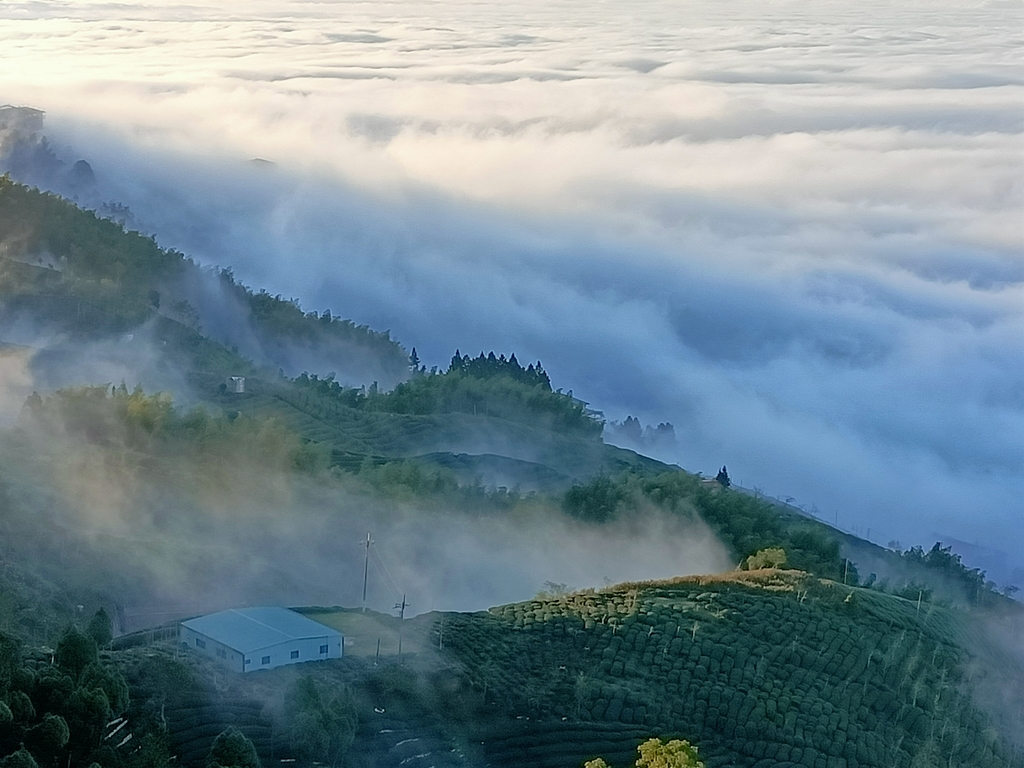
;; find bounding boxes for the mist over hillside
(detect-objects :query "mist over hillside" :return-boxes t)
[0,174,1022,767]
[1,2,1023,766]
[0,178,737,630]
[0,378,731,629]
[1,0,1020,584]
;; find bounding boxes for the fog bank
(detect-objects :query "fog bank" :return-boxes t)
[0,0,1021,585]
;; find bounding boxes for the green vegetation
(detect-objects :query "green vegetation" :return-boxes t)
[0,176,182,327]
[85,610,113,650]
[0,177,179,287]
[295,350,603,438]
[206,727,260,768]
[564,471,848,580]
[0,620,149,768]
[282,677,357,766]
[25,384,329,476]
[215,268,407,379]
[0,178,651,485]
[895,543,998,607]
[2,172,1022,768]
[0,176,407,375]
[436,571,1022,767]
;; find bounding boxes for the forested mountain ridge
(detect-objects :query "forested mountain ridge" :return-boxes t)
[295,350,602,439]
[0,173,1015,608]
[0,176,409,386]
[1,172,1022,768]
[0,175,620,479]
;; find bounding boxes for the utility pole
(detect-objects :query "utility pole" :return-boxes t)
[395,594,407,663]
[362,533,373,612]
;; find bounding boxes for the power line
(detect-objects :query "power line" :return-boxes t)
[361,533,373,612]
[372,543,404,599]
[369,549,401,604]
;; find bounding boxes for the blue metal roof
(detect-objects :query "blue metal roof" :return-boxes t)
[181,607,341,654]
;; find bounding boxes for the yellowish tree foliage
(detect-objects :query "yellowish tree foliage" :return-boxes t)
[635,738,704,768]
[582,737,704,768]
[745,547,787,570]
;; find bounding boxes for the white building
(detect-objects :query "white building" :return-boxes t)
[180,607,343,673]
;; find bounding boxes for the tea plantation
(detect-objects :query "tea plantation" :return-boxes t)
[435,570,1023,768]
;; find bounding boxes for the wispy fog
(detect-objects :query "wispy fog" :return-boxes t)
[0,0,1022,584]
[0,363,731,625]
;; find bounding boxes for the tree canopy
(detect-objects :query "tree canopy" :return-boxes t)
[282,677,357,767]
[584,738,705,768]
[295,350,603,438]
[562,471,846,580]
[206,727,260,768]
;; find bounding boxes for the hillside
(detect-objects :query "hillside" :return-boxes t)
[11,571,1016,768]
[0,176,663,487]
[434,571,1024,767]
[0,175,406,384]
[1,172,1023,768]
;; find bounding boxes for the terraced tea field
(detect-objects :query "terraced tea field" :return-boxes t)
[187,373,667,483]
[434,570,1024,768]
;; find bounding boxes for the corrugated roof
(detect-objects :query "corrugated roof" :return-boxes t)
[181,607,342,654]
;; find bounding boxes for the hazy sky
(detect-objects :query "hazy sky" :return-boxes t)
[1,0,1022,581]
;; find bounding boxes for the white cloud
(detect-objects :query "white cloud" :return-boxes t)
[1,0,1022,583]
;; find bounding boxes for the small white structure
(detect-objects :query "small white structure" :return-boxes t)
[227,376,245,393]
[180,607,343,673]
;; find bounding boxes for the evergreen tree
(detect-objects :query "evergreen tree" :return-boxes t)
[79,663,129,717]
[55,627,97,682]
[0,633,19,698]
[0,749,39,768]
[206,727,260,768]
[26,713,70,765]
[85,609,112,649]
[284,677,356,767]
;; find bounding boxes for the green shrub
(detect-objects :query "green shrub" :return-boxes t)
[0,749,39,768]
[206,726,260,768]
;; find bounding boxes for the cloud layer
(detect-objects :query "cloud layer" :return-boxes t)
[1,0,1022,583]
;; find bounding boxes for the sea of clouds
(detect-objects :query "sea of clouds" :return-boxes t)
[1,0,1022,585]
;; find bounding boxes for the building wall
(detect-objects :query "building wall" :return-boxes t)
[179,626,343,673]
[240,635,343,673]
[179,625,245,672]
